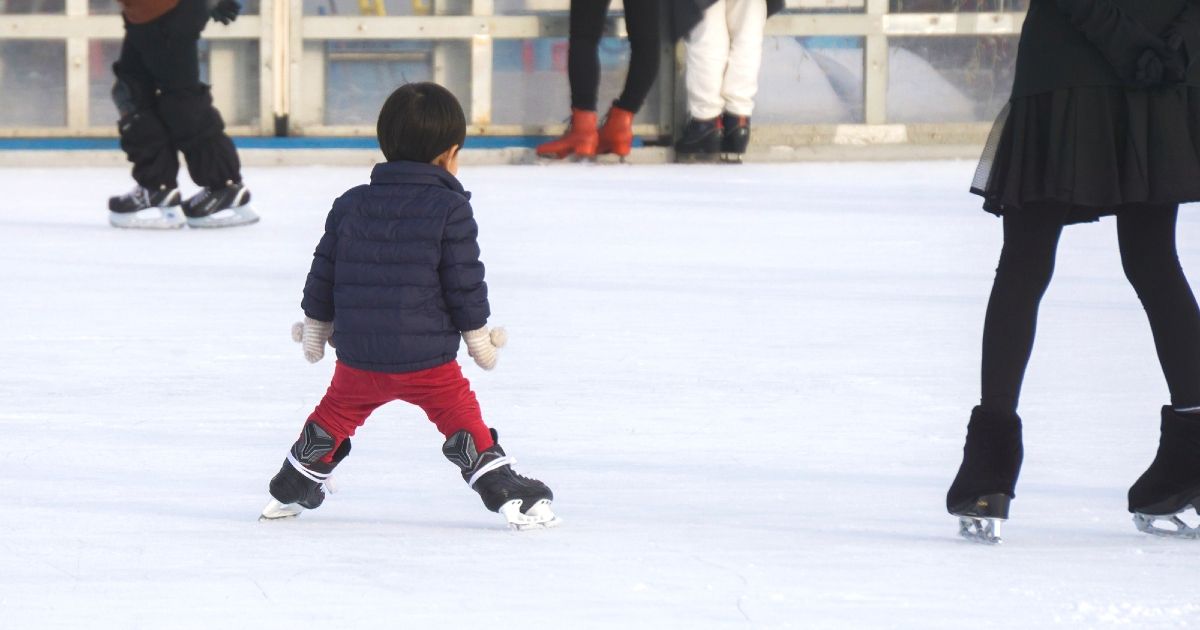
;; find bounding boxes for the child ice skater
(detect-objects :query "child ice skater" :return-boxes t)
[108,0,258,229]
[671,0,782,161]
[261,83,557,530]
[948,0,1200,543]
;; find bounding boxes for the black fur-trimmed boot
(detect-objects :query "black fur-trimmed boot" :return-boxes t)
[946,407,1023,543]
[1128,406,1200,538]
[260,421,351,520]
[443,428,559,530]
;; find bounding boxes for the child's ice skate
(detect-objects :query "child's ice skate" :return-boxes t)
[946,407,1023,544]
[1129,406,1200,539]
[183,180,259,228]
[108,184,185,229]
[260,421,350,521]
[443,428,559,530]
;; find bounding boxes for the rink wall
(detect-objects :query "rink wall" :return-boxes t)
[0,125,988,167]
[1,1,1020,159]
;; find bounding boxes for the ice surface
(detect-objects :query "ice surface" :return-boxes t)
[3,162,1199,628]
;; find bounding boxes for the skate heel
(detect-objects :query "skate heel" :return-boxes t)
[952,494,1011,545]
[953,493,1011,520]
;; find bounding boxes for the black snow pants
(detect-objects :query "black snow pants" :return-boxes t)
[113,0,241,190]
[980,202,1200,413]
[568,0,661,113]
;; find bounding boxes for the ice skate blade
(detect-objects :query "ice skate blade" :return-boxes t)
[259,499,302,521]
[957,516,1003,545]
[1133,506,1200,539]
[186,205,260,229]
[500,499,561,531]
[109,207,186,230]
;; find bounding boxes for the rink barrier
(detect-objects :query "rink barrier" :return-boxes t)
[0,3,1024,146]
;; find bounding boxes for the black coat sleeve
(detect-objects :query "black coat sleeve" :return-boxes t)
[300,204,341,322]
[438,201,490,332]
[1053,0,1171,86]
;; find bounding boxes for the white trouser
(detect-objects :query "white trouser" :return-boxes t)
[684,0,769,120]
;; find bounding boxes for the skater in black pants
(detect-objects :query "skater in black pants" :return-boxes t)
[949,0,1200,542]
[108,0,258,229]
[535,0,661,160]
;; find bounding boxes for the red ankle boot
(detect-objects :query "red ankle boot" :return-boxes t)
[597,104,635,158]
[536,109,599,159]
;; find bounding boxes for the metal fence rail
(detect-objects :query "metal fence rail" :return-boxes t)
[0,0,1026,145]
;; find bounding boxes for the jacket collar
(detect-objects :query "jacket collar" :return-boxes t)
[369,161,469,199]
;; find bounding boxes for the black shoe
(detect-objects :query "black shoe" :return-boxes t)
[674,117,722,162]
[108,184,185,229]
[267,421,351,510]
[946,407,1023,518]
[182,180,259,228]
[720,113,750,161]
[443,428,553,513]
[108,184,181,213]
[1128,406,1200,515]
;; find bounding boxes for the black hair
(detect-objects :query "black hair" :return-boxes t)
[376,82,467,163]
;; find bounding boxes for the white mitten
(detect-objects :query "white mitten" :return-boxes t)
[462,326,508,371]
[291,317,334,363]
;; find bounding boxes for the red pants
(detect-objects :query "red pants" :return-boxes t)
[306,360,494,463]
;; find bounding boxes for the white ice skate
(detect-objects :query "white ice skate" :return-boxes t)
[1133,504,1200,539]
[499,498,561,531]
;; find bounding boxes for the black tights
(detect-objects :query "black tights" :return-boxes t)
[568,0,660,113]
[981,203,1200,413]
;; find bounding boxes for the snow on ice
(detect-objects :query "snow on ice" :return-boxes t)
[2,162,1198,628]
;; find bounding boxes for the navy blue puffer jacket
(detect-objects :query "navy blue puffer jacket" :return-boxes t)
[301,161,490,373]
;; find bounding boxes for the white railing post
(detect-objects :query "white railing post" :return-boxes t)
[863,0,888,125]
[65,0,88,132]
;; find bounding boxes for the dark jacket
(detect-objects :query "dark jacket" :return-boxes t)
[670,0,784,41]
[1013,0,1200,98]
[301,162,490,374]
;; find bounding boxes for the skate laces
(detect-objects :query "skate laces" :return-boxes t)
[468,455,516,488]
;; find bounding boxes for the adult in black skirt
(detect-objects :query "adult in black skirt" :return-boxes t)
[108,0,259,229]
[535,0,661,160]
[949,0,1200,542]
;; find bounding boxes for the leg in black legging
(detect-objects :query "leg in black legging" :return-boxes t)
[979,203,1069,414]
[613,0,661,114]
[568,0,611,111]
[1117,204,1200,408]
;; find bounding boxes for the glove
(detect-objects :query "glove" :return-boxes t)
[1055,0,1174,87]
[462,326,508,371]
[210,0,241,24]
[1163,29,1192,84]
[292,317,334,363]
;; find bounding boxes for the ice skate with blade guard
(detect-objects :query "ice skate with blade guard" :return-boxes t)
[443,428,559,530]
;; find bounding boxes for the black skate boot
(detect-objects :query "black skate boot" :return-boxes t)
[674,117,722,163]
[443,428,559,530]
[260,421,351,521]
[1128,406,1200,538]
[108,184,184,229]
[946,407,1023,544]
[182,180,259,228]
[720,113,751,163]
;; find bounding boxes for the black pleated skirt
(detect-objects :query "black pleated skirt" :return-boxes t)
[971,86,1200,224]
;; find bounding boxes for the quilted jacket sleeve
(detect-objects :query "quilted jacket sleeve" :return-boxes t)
[438,200,490,332]
[300,204,342,322]
[1053,0,1172,86]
